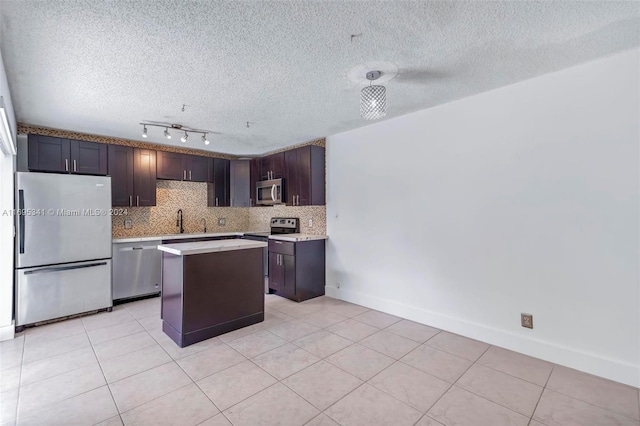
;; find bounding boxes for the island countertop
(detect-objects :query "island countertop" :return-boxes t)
[157,239,267,256]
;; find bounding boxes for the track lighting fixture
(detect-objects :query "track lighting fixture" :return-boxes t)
[140,123,213,146]
[360,70,386,120]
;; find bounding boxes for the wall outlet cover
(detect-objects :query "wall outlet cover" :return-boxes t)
[124,219,132,229]
[218,218,226,226]
[521,313,533,329]
[308,219,313,227]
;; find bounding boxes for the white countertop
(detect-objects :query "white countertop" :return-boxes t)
[268,234,328,242]
[113,232,245,244]
[114,231,327,244]
[157,239,268,256]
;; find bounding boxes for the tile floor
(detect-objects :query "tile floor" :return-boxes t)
[0,295,638,426]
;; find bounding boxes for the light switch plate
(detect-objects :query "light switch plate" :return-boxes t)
[124,219,132,229]
[218,218,226,226]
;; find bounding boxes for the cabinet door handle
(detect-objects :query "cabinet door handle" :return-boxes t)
[65,159,69,172]
[271,184,276,202]
[183,170,186,180]
[73,159,77,172]
[189,170,192,180]
[215,197,218,207]
[136,196,140,206]
[129,196,132,207]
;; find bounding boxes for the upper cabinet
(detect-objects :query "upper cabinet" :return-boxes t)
[208,158,230,207]
[107,145,156,207]
[229,160,250,207]
[186,155,212,182]
[157,151,212,182]
[249,158,261,207]
[28,135,107,175]
[260,152,285,180]
[285,145,325,206]
[156,151,186,181]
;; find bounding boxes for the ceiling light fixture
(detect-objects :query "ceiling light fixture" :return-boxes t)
[360,70,386,120]
[141,123,214,146]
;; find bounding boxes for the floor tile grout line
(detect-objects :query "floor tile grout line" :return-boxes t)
[16,331,118,423]
[539,385,640,423]
[82,314,124,426]
[527,364,555,426]
[13,331,26,425]
[474,356,552,388]
[445,345,541,420]
[405,344,490,425]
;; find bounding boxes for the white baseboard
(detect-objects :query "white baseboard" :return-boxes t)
[326,286,639,388]
[0,322,14,341]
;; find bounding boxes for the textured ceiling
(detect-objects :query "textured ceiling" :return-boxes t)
[1,1,638,155]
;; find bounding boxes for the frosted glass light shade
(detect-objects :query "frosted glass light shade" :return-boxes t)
[360,85,386,120]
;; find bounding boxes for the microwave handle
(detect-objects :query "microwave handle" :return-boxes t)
[271,184,276,202]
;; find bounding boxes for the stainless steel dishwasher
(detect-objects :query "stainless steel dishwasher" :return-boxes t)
[112,241,162,301]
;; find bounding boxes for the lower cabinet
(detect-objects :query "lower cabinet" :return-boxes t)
[268,239,325,302]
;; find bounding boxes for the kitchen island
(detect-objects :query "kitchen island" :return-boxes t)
[157,239,267,347]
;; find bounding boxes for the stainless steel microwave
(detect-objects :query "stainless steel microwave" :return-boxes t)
[256,178,283,205]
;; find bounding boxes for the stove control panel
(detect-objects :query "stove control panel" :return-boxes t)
[270,217,299,229]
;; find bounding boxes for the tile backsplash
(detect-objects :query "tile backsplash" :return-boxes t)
[112,180,326,238]
[247,205,326,235]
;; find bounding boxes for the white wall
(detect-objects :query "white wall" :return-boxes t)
[0,50,17,340]
[326,48,640,387]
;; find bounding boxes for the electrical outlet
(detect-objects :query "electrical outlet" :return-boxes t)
[218,218,226,226]
[308,219,313,227]
[124,219,132,229]
[521,313,533,329]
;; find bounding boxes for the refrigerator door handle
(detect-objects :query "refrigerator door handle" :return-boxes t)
[18,190,25,254]
[23,261,108,275]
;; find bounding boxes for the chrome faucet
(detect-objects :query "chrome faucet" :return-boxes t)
[201,218,207,233]
[177,209,184,234]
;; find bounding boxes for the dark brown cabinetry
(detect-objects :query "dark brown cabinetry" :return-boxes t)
[28,135,107,175]
[157,151,213,182]
[157,151,186,181]
[249,158,261,207]
[260,152,285,180]
[285,145,325,206]
[107,145,157,207]
[185,155,212,182]
[161,247,264,347]
[268,239,326,302]
[230,160,250,207]
[133,149,157,206]
[207,158,230,207]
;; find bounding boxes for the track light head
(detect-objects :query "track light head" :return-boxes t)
[142,125,148,138]
[202,134,210,145]
[164,128,172,139]
[180,131,189,143]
